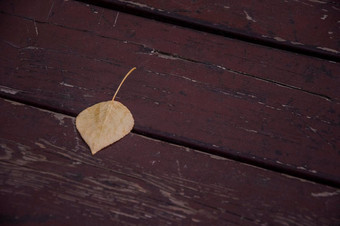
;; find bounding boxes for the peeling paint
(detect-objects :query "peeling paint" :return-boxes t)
[274,37,286,42]
[117,0,164,12]
[3,99,24,106]
[0,85,20,95]
[209,155,227,160]
[317,47,339,54]
[297,166,306,170]
[291,41,303,45]
[311,191,339,197]
[54,114,66,125]
[320,14,328,20]
[243,10,256,22]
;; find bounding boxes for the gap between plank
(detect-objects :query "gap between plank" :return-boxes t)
[1,94,339,189]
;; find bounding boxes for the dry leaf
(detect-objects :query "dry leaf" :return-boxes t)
[76,67,136,155]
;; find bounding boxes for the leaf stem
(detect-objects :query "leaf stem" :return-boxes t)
[112,67,136,102]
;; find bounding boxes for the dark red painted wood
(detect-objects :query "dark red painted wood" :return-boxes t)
[1,98,339,225]
[1,0,339,101]
[0,1,339,185]
[81,0,340,60]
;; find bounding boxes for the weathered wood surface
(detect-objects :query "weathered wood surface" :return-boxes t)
[1,0,339,100]
[0,0,339,185]
[79,0,340,60]
[0,98,339,225]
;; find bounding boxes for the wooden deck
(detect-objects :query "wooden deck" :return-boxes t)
[0,0,339,225]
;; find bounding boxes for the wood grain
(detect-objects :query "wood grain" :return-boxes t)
[0,1,339,185]
[1,0,339,100]
[0,98,339,225]
[77,0,340,60]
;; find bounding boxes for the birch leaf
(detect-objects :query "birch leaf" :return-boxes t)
[76,67,136,155]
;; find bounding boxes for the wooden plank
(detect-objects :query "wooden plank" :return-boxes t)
[0,3,339,185]
[78,0,340,60]
[0,98,339,225]
[1,0,339,101]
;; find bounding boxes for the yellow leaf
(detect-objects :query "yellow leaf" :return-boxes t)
[76,67,136,155]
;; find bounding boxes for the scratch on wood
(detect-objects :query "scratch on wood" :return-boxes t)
[30,106,73,122]
[47,0,55,20]
[39,138,68,152]
[308,0,326,3]
[97,9,104,25]
[0,143,13,160]
[273,214,311,226]
[33,20,39,36]
[113,12,119,27]
[281,174,316,184]
[176,160,182,179]
[159,190,194,216]
[2,40,20,49]
[22,150,47,162]
[24,46,43,50]
[85,175,147,194]
[238,127,258,134]
[35,142,46,149]
[17,143,31,152]
[176,75,198,83]
[59,82,74,88]
[333,6,340,11]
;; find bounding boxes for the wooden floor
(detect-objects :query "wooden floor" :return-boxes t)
[0,0,339,225]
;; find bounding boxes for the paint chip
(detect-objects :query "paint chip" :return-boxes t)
[243,10,256,22]
[321,14,328,20]
[311,191,339,197]
[0,85,20,95]
[317,47,339,54]
[274,37,286,42]
[291,41,303,45]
